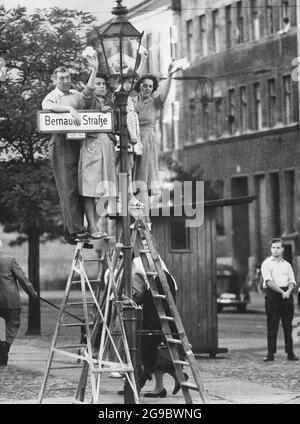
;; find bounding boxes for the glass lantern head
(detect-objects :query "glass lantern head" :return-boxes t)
[99,1,143,89]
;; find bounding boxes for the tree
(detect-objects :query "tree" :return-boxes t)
[0,6,97,334]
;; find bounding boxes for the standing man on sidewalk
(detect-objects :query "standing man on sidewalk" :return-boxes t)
[0,239,38,365]
[261,238,298,362]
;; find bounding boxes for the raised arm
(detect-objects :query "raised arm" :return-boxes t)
[86,53,99,90]
[158,64,173,104]
[82,53,99,107]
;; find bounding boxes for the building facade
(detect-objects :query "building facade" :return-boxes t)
[177,0,300,283]
[99,0,300,283]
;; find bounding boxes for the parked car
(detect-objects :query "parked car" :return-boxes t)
[216,264,250,312]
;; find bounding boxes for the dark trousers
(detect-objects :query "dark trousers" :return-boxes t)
[265,288,294,355]
[0,309,21,346]
[50,136,84,236]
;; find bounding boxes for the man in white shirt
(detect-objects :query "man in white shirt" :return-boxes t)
[42,59,97,245]
[261,238,298,362]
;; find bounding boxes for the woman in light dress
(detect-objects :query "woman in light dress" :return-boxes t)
[132,63,178,224]
[78,73,117,238]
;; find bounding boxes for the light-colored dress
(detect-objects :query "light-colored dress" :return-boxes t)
[133,94,162,191]
[78,96,117,198]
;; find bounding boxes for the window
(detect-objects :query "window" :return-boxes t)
[265,0,274,34]
[239,86,247,133]
[215,97,223,137]
[214,179,225,236]
[281,0,290,29]
[225,5,232,49]
[283,75,292,124]
[212,9,220,53]
[268,79,276,127]
[228,89,236,134]
[269,173,281,237]
[157,33,161,73]
[254,174,268,261]
[250,0,260,40]
[202,102,209,140]
[253,83,262,130]
[170,25,178,59]
[236,1,244,44]
[146,33,153,72]
[284,170,295,234]
[186,19,194,61]
[170,219,190,251]
[189,98,197,142]
[199,15,207,56]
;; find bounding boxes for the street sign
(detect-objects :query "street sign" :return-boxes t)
[37,110,114,133]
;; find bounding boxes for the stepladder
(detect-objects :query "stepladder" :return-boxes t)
[37,238,139,404]
[130,214,209,404]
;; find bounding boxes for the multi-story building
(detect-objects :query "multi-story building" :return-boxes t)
[97,0,300,283]
[177,0,300,283]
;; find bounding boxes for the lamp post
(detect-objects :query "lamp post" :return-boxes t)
[98,0,143,404]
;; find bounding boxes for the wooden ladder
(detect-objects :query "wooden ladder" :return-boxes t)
[132,216,209,404]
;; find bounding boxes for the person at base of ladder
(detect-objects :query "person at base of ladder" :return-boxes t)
[0,239,38,365]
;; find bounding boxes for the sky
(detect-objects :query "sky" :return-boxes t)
[1,0,142,24]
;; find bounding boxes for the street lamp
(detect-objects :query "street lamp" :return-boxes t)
[98,0,144,404]
[99,0,144,87]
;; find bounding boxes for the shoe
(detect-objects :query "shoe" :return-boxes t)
[90,230,108,239]
[82,242,94,249]
[65,237,93,249]
[263,355,274,362]
[287,353,298,361]
[66,232,91,244]
[0,341,9,366]
[144,388,167,398]
[74,231,91,241]
[109,372,123,378]
[173,373,189,395]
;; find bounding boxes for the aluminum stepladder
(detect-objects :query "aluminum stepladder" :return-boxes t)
[37,237,138,404]
[131,214,209,404]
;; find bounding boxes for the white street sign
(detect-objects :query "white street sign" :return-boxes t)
[37,110,114,133]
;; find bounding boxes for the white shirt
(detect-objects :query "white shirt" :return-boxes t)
[261,256,296,289]
[42,87,94,110]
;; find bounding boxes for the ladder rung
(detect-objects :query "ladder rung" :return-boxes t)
[83,259,104,263]
[51,366,84,370]
[153,294,166,299]
[92,366,133,374]
[66,302,95,306]
[166,338,182,345]
[181,382,198,391]
[139,249,150,253]
[72,280,100,284]
[174,360,189,366]
[159,315,175,322]
[61,322,94,327]
[55,344,86,349]
[45,387,77,391]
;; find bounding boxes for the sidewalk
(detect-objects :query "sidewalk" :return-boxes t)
[0,292,299,404]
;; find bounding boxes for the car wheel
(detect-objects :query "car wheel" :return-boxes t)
[237,304,246,313]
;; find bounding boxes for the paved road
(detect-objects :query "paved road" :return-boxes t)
[0,291,299,404]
